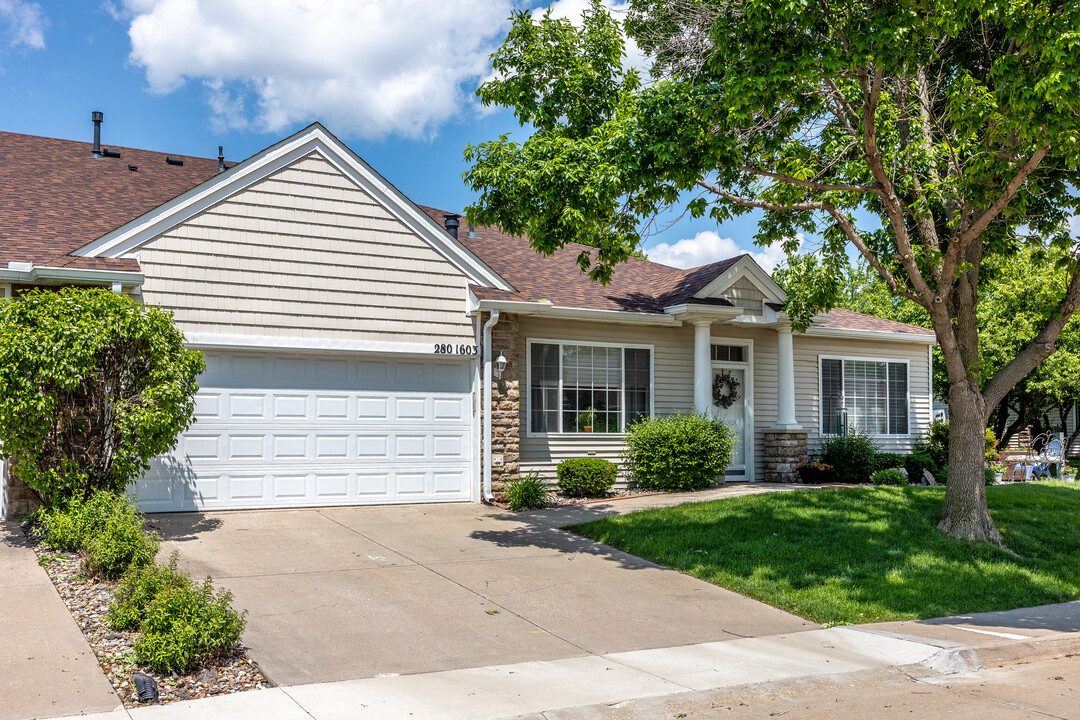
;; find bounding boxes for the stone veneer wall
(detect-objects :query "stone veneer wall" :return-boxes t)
[763,430,807,483]
[488,313,521,501]
[3,463,40,519]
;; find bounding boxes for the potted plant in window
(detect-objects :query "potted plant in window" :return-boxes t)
[579,407,596,433]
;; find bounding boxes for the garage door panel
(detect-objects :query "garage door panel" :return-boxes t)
[138,351,474,511]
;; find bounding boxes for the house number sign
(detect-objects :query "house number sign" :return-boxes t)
[433,344,479,355]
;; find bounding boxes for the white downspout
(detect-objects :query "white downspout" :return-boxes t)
[482,310,501,503]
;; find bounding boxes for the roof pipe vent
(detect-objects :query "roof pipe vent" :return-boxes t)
[218,146,226,173]
[443,213,460,240]
[467,223,479,239]
[90,111,103,158]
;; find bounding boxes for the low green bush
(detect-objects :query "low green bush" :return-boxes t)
[41,491,158,578]
[506,472,549,511]
[872,453,907,473]
[557,458,617,498]
[622,414,735,492]
[905,452,938,484]
[107,553,191,631]
[818,432,879,484]
[870,468,907,486]
[132,577,246,674]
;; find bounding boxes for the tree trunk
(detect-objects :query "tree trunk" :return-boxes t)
[938,388,1004,545]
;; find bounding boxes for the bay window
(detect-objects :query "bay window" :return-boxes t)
[821,358,909,436]
[529,341,652,434]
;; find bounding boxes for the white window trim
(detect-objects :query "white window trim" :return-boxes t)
[525,337,655,437]
[818,355,913,438]
[711,336,755,483]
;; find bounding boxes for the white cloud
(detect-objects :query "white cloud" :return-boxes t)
[0,0,46,50]
[116,0,513,139]
[647,231,801,272]
[537,0,649,77]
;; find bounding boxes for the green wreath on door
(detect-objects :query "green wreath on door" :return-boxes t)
[712,370,742,409]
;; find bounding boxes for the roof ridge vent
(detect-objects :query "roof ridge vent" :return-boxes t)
[165,156,184,166]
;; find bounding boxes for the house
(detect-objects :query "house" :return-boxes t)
[0,119,937,518]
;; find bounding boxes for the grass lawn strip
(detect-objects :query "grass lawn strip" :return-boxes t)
[31,544,268,707]
[566,483,1080,626]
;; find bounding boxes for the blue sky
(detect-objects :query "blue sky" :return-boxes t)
[0,0,783,269]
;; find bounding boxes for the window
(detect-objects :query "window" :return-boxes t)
[821,358,909,436]
[711,344,745,362]
[529,342,651,434]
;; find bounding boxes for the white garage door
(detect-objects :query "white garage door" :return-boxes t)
[133,350,476,512]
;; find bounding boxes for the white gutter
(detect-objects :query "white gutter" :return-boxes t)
[805,326,938,345]
[481,309,501,503]
[0,263,144,288]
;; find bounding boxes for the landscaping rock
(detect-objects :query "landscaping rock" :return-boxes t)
[922,469,938,486]
[27,539,268,707]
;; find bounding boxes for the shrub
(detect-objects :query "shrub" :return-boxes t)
[40,492,114,551]
[818,432,879,484]
[108,554,191,631]
[83,498,159,579]
[905,452,938,484]
[917,420,999,471]
[506,472,549,511]
[557,458,617,497]
[870,468,907,486]
[0,287,205,506]
[623,414,735,492]
[872,453,906,473]
[132,577,246,674]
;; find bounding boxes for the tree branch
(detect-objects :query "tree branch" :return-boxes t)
[740,166,879,194]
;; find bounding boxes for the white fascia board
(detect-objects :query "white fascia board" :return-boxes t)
[184,333,475,357]
[74,123,512,292]
[663,303,744,320]
[475,298,680,326]
[693,255,787,304]
[804,326,938,345]
[0,265,144,287]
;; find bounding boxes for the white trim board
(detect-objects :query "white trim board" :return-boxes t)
[185,333,480,359]
[74,123,512,292]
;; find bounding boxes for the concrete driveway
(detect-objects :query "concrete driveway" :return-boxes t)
[152,487,816,686]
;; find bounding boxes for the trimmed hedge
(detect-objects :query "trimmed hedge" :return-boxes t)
[557,458,617,498]
[818,432,879,484]
[870,468,907,486]
[623,414,735,492]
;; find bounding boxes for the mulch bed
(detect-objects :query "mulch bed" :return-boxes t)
[27,539,269,707]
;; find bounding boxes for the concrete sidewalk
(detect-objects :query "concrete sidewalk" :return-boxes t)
[0,522,120,720]
[42,607,1080,720]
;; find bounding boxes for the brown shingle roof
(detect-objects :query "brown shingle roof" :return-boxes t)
[0,130,225,269]
[417,205,737,313]
[816,307,935,336]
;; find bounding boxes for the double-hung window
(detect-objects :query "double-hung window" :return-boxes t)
[529,342,651,434]
[821,358,909,436]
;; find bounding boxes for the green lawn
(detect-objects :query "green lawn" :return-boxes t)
[566,483,1080,625]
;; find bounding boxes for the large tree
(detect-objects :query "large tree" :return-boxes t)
[464,1,1080,545]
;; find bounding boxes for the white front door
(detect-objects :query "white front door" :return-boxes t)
[710,340,754,481]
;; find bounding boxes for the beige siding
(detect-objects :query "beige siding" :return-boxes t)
[794,333,933,455]
[136,151,474,344]
[516,317,779,481]
[724,277,764,316]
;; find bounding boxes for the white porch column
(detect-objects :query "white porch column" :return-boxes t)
[693,320,712,415]
[775,320,801,429]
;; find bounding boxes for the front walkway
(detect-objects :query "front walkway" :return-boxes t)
[148,483,816,686]
[0,522,120,720]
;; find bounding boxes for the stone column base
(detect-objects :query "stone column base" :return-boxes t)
[3,464,41,520]
[763,430,808,483]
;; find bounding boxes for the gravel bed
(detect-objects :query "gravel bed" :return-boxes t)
[545,486,660,506]
[29,542,269,707]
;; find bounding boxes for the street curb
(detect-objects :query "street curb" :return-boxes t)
[925,632,1080,674]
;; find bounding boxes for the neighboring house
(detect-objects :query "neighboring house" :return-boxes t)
[0,120,937,517]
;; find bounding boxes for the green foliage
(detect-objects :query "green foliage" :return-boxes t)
[872,453,907,474]
[40,491,158,578]
[557,458,618,498]
[622,414,735,492]
[870,469,908,486]
[506,472,549,511]
[817,432,880,484]
[132,576,246,674]
[905,453,939,484]
[916,420,999,471]
[567,484,1080,625]
[0,287,205,505]
[107,554,191,631]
